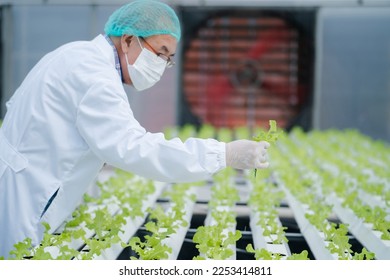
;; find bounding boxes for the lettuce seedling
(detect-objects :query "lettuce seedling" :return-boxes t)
[252,120,282,177]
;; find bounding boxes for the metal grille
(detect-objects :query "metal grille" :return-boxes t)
[182,11,311,130]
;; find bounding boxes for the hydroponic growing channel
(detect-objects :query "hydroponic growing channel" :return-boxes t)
[4,126,390,260]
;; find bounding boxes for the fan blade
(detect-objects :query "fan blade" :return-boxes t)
[205,74,232,124]
[248,29,289,59]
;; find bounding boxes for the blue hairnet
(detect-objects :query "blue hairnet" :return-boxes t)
[104,0,181,41]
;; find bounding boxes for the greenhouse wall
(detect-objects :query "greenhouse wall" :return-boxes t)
[0,1,390,141]
[313,7,390,142]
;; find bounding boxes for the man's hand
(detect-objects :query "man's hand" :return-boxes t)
[226,139,270,170]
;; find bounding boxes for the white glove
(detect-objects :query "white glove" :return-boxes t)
[225,139,270,170]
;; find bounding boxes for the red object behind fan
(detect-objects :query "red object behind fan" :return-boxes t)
[183,16,308,129]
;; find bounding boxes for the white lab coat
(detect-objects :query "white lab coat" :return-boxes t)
[0,34,226,258]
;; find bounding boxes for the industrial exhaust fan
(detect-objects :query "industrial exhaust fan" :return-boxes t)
[181,9,313,131]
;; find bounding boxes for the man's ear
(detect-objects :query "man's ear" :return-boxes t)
[121,35,134,53]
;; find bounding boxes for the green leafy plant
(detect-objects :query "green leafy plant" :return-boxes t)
[127,235,172,260]
[7,170,161,260]
[253,120,281,143]
[125,206,176,260]
[352,248,376,260]
[126,182,196,260]
[8,238,33,260]
[252,120,282,177]
[193,225,242,260]
[197,124,216,139]
[192,167,242,260]
[246,244,309,260]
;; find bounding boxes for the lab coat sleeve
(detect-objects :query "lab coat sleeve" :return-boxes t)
[76,80,226,183]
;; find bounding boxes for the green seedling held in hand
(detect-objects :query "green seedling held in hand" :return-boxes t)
[252,120,281,177]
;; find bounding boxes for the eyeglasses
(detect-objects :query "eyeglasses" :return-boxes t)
[139,37,175,68]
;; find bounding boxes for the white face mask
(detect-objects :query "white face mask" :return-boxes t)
[126,37,166,91]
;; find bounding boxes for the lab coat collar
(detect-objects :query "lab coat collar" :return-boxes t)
[92,34,123,81]
[103,34,123,81]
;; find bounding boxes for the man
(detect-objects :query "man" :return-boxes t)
[0,0,269,258]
